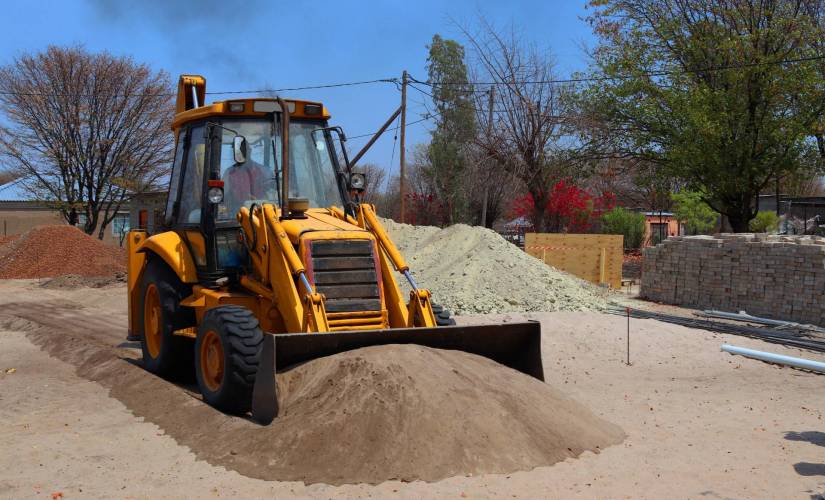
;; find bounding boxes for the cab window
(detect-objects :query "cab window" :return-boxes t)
[178,125,206,224]
[164,136,185,225]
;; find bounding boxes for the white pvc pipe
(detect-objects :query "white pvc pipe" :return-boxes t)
[721,344,825,374]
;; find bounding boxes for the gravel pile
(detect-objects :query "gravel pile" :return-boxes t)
[382,219,609,314]
[0,225,125,279]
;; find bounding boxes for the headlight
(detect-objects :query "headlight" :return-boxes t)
[349,172,366,191]
[207,187,224,204]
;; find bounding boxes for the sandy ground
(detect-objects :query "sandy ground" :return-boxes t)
[1,279,824,499]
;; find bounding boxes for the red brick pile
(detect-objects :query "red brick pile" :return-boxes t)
[0,225,126,279]
[0,235,18,247]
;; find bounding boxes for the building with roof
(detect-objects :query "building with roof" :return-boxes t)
[643,211,685,246]
[0,178,64,238]
[0,178,130,246]
[129,190,167,235]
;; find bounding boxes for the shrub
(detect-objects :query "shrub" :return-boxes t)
[601,207,646,249]
[749,211,779,233]
[671,191,717,234]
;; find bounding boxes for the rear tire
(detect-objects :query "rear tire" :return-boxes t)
[431,303,456,326]
[139,258,194,378]
[195,305,263,414]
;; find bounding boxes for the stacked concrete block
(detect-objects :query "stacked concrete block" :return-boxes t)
[641,234,825,326]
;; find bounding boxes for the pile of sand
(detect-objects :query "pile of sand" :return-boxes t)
[260,345,624,484]
[4,304,624,485]
[0,225,125,279]
[382,219,609,314]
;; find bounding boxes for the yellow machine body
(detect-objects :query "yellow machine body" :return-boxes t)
[128,204,434,337]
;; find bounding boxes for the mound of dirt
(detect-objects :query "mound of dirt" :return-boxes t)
[39,272,127,289]
[382,219,609,314]
[2,303,624,486]
[0,225,125,279]
[265,345,624,484]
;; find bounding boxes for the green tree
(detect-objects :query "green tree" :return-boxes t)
[671,191,717,234]
[749,211,780,233]
[426,35,476,224]
[601,207,646,249]
[582,1,825,232]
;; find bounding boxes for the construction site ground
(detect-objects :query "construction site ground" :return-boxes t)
[1,279,823,498]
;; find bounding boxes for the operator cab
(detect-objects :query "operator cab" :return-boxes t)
[168,111,343,226]
[164,76,358,281]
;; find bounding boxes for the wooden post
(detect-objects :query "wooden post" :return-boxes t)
[399,70,407,223]
[599,247,607,285]
[626,307,631,365]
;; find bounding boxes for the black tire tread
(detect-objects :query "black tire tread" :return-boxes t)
[431,302,456,327]
[196,305,264,414]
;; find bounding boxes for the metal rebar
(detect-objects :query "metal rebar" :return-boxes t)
[608,307,825,354]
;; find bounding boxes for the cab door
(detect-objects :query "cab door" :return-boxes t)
[164,124,208,269]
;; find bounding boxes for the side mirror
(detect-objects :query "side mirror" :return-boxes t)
[233,135,248,164]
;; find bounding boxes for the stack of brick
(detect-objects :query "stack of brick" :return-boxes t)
[641,234,825,326]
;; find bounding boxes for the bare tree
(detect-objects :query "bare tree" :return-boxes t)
[358,162,388,205]
[404,144,447,225]
[0,169,16,186]
[0,46,173,238]
[374,173,400,221]
[459,19,575,232]
[464,148,522,227]
[779,172,825,198]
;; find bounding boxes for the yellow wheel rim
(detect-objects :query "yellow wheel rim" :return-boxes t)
[200,330,224,392]
[143,284,162,359]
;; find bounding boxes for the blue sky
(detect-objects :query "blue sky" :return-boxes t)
[1,0,596,177]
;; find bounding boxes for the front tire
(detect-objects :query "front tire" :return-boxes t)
[195,306,263,414]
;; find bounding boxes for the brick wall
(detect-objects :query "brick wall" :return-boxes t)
[641,234,825,326]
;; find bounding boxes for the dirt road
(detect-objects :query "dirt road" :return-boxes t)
[1,279,824,498]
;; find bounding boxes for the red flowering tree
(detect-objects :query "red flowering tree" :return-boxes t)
[511,181,615,233]
[404,192,446,226]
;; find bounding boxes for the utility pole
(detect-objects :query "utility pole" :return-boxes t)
[399,70,408,223]
[480,86,495,228]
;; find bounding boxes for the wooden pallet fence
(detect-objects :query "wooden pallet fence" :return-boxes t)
[525,233,624,289]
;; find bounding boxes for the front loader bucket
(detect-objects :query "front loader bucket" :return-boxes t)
[251,321,543,424]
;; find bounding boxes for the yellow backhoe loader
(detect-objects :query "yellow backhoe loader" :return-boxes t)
[127,75,543,424]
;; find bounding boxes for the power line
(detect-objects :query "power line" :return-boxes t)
[0,77,399,98]
[407,81,565,119]
[389,115,400,169]
[408,53,825,88]
[207,78,399,95]
[347,111,440,141]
